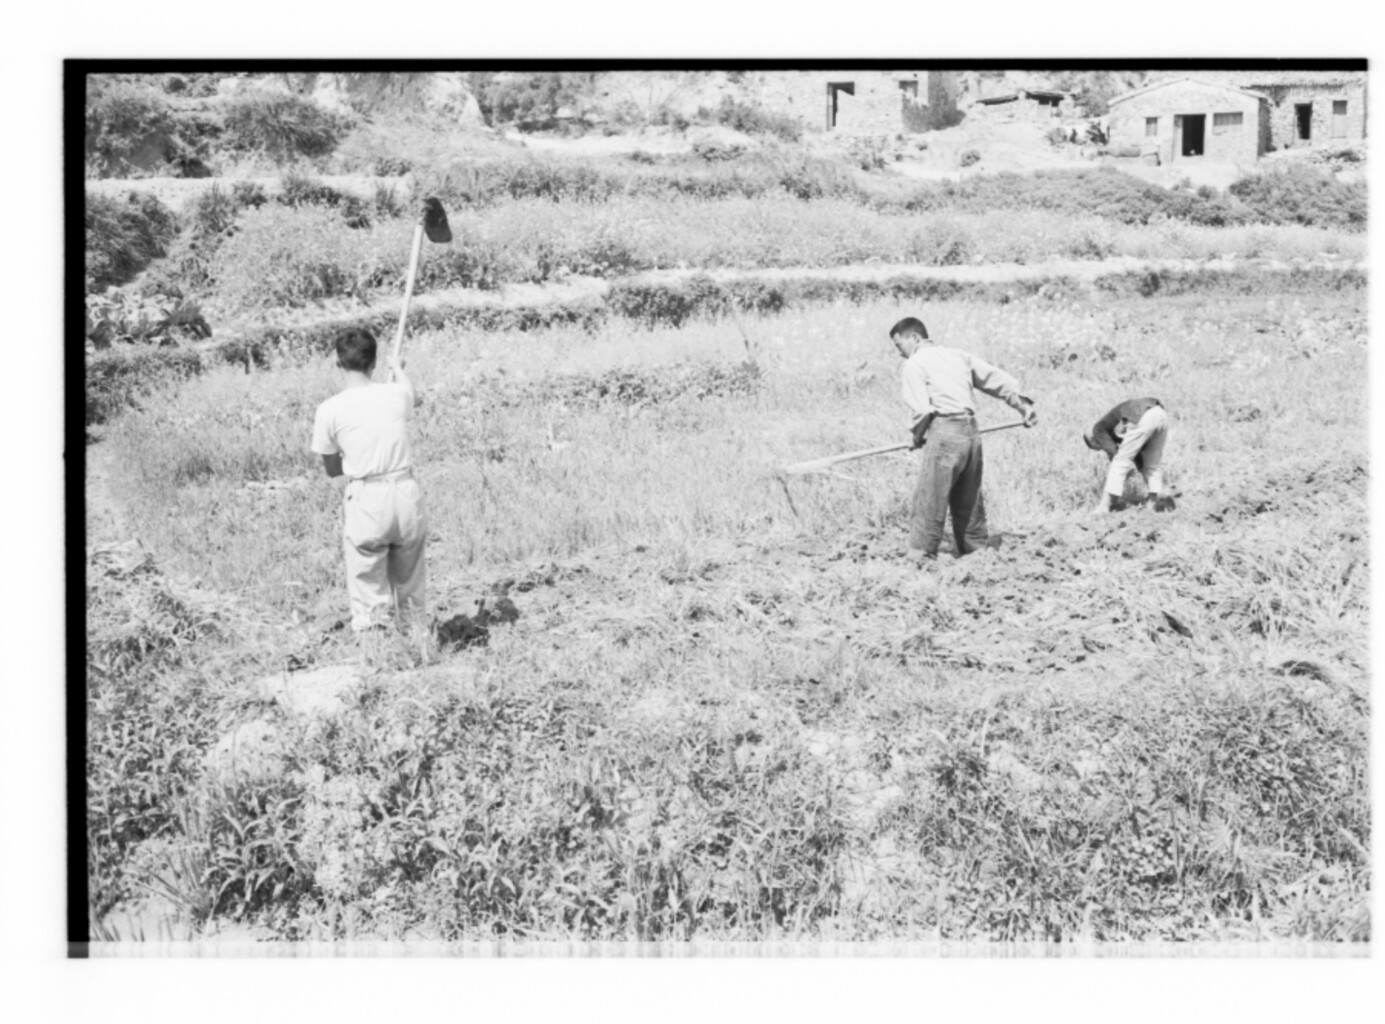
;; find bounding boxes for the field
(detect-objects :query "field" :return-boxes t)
[88,289,1369,944]
[80,68,1371,949]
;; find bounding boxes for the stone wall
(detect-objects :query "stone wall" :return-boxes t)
[1109,80,1265,166]
[751,70,957,135]
[1246,82,1367,150]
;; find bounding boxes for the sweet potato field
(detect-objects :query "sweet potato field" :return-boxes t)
[87,290,1369,944]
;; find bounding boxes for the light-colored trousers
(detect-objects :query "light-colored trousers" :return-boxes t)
[1105,404,1168,498]
[342,473,428,632]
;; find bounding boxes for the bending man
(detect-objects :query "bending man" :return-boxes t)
[1083,396,1174,514]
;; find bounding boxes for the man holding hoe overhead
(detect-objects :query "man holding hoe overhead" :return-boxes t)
[890,316,1037,565]
[311,327,428,635]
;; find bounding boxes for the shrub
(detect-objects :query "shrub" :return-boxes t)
[277,170,349,209]
[468,71,597,127]
[85,78,178,175]
[85,191,180,293]
[651,104,691,132]
[692,139,745,163]
[959,149,982,168]
[1229,164,1367,232]
[220,91,350,162]
[906,218,976,266]
[713,96,803,142]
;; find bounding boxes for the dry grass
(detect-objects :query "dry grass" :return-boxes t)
[91,290,1369,943]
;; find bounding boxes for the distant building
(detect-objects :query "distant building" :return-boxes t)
[1230,72,1367,150]
[751,70,960,135]
[1107,78,1270,165]
[970,88,1077,123]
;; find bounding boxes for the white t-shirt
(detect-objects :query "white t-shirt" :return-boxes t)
[311,383,413,479]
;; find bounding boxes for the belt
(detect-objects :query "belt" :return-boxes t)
[348,467,413,483]
[933,411,976,419]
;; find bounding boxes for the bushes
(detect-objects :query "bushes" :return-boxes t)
[220,91,351,162]
[468,71,598,127]
[86,191,180,293]
[85,78,178,176]
[710,96,803,142]
[1229,164,1367,231]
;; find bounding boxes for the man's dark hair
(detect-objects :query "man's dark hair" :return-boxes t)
[336,328,377,372]
[890,316,928,339]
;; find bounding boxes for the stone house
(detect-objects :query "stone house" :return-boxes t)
[1231,72,1367,150]
[1107,78,1270,165]
[970,89,1077,123]
[750,70,960,135]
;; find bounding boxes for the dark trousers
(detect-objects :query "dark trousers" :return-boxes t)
[909,416,989,557]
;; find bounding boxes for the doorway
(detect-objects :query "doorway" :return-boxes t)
[1295,103,1312,142]
[1179,114,1205,157]
[826,82,855,129]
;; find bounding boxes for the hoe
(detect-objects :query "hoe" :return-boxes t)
[781,419,1027,476]
[389,196,453,378]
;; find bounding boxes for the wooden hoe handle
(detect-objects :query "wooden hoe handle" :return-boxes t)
[782,419,1026,476]
[390,223,426,377]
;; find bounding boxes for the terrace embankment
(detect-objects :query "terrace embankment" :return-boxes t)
[85,253,1366,429]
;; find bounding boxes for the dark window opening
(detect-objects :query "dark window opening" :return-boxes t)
[899,80,918,99]
[1145,117,1159,137]
[1295,103,1312,141]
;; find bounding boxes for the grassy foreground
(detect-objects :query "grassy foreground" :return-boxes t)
[89,290,1369,942]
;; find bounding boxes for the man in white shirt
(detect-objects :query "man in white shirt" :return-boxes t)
[311,328,428,633]
[890,316,1036,564]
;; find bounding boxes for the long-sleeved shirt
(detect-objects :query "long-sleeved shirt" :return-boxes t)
[900,344,1029,422]
[1088,397,1163,457]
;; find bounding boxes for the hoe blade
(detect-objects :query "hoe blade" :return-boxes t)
[421,197,452,243]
